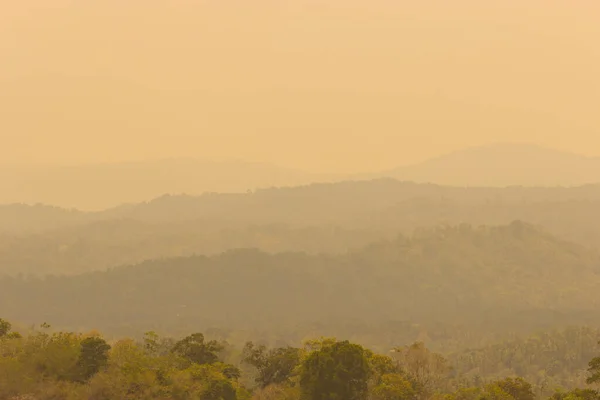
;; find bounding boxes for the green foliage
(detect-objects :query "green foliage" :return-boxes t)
[2,320,600,400]
[491,378,535,400]
[243,342,302,388]
[371,373,416,400]
[171,333,224,366]
[551,389,600,400]
[77,336,111,381]
[0,319,10,337]
[299,340,371,400]
[588,354,600,385]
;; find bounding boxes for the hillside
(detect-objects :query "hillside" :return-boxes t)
[1,222,598,336]
[3,180,600,277]
[0,204,87,234]
[0,220,387,276]
[384,143,600,187]
[92,180,600,226]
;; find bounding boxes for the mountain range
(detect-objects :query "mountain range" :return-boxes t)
[384,143,600,187]
[1,143,599,210]
[2,222,598,336]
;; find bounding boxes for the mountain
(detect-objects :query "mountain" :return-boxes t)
[4,180,600,275]
[383,143,600,187]
[97,179,600,223]
[1,222,598,335]
[2,144,598,210]
[0,204,87,234]
[0,220,387,276]
[0,159,338,211]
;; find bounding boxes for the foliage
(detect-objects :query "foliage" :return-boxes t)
[171,333,224,366]
[299,340,371,400]
[243,342,302,388]
[77,336,111,381]
[588,356,600,385]
[1,320,600,400]
[392,342,450,397]
[0,318,11,337]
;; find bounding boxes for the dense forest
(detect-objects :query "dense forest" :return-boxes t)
[1,318,599,400]
[1,221,599,337]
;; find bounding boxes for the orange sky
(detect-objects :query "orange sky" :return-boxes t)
[1,0,599,173]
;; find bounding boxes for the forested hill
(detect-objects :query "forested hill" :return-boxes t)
[1,222,598,336]
[101,180,600,224]
[4,180,600,233]
[3,180,600,278]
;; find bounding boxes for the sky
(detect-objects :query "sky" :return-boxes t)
[1,0,599,174]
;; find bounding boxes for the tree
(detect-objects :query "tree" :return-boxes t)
[370,373,416,400]
[489,378,535,400]
[368,353,399,378]
[0,318,11,337]
[185,364,238,400]
[242,342,301,388]
[76,336,111,381]
[392,342,449,398]
[299,340,370,400]
[588,350,600,385]
[552,389,600,400]
[171,333,224,366]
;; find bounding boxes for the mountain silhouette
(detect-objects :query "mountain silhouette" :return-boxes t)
[383,143,600,187]
[0,159,340,211]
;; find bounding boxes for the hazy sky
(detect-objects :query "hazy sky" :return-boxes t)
[1,0,599,173]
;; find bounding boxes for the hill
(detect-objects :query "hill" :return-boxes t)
[384,143,600,187]
[1,222,598,336]
[3,180,600,277]
[97,180,600,225]
[0,204,87,234]
[0,159,337,211]
[0,220,386,276]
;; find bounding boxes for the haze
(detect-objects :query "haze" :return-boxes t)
[2,0,599,174]
[4,2,600,398]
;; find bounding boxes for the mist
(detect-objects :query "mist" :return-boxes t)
[2,2,600,400]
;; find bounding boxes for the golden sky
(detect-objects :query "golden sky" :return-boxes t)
[1,0,599,173]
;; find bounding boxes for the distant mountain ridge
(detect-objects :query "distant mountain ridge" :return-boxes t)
[3,180,600,277]
[0,159,341,211]
[382,143,600,187]
[3,179,600,237]
[1,143,598,210]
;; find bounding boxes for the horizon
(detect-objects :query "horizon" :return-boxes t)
[0,141,598,173]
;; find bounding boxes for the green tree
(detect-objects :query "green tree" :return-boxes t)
[0,318,11,337]
[172,333,224,366]
[76,336,111,381]
[492,378,535,400]
[242,342,301,388]
[371,373,416,400]
[185,363,238,400]
[588,352,600,385]
[299,340,370,400]
[551,389,600,400]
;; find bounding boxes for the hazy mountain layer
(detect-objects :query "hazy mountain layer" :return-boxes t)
[2,144,599,211]
[2,222,598,335]
[384,143,600,187]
